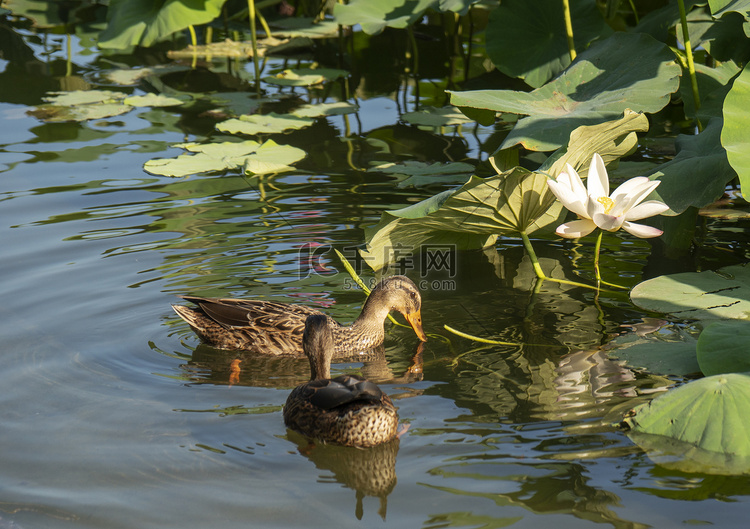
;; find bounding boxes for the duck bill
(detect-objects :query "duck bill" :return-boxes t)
[404,311,427,342]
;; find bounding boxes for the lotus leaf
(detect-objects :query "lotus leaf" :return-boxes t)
[624,373,750,470]
[98,0,227,50]
[647,118,736,214]
[449,32,680,151]
[332,0,438,34]
[401,106,474,128]
[143,139,304,177]
[217,113,316,135]
[262,68,348,87]
[291,102,358,118]
[360,168,562,270]
[722,63,750,199]
[605,324,701,376]
[697,320,750,375]
[368,161,475,188]
[485,0,611,88]
[631,263,750,320]
[124,94,184,107]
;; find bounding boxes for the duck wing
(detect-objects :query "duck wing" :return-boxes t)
[308,375,386,410]
[179,296,322,332]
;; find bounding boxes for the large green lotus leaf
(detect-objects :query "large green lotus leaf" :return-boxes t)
[543,110,650,178]
[722,63,750,199]
[332,0,438,34]
[262,68,348,87]
[681,61,739,122]
[243,141,306,176]
[98,0,227,50]
[449,32,680,151]
[143,140,262,177]
[368,161,475,188]
[216,113,315,135]
[485,0,611,88]
[605,323,701,376]
[697,320,750,376]
[624,373,750,465]
[711,0,750,16]
[266,18,339,38]
[631,263,750,320]
[648,118,736,214]
[360,168,562,270]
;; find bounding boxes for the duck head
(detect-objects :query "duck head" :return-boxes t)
[365,275,427,342]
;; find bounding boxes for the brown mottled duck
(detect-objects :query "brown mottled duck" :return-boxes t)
[172,275,426,358]
[283,314,399,447]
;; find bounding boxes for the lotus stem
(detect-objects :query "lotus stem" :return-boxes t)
[562,0,576,61]
[247,0,261,94]
[593,229,603,286]
[677,0,702,131]
[443,325,519,345]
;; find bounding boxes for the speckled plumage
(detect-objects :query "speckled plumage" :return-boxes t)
[172,275,426,358]
[283,314,399,448]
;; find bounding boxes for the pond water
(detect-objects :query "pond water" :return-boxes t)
[2,20,750,529]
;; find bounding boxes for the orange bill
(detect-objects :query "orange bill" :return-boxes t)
[404,310,427,342]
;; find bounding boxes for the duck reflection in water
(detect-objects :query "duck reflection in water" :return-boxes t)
[287,430,400,520]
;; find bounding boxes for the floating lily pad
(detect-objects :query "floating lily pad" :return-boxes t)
[143,139,304,177]
[368,160,475,188]
[262,68,348,87]
[624,373,750,473]
[291,102,358,118]
[402,106,474,128]
[243,141,306,176]
[449,32,680,151]
[28,90,133,122]
[217,113,316,135]
[605,324,701,376]
[697,320,750,375]
[631,263,750,320]
[124,93,184,107]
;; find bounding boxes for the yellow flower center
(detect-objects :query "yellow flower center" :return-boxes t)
[597,196,614,214]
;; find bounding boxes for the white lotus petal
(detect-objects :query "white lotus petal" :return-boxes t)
[622,221,663,238]
[624,200,670,221]
[611,179,661,216]
[547,178,589,218]
[586,153,609,199]
[610,176,652,204]
[556,219,598,238]
[593,212,625,231]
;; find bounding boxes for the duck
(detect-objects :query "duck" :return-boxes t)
[283,314,399,447]
[172,275,427,357]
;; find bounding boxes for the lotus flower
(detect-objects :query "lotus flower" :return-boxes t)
[547,153,669,239]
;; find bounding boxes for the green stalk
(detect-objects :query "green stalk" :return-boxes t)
[247,0,261,95]
[520,231,546,280]
[677,0,702,130]
[593,229,603,286]
[562,0,576,61]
